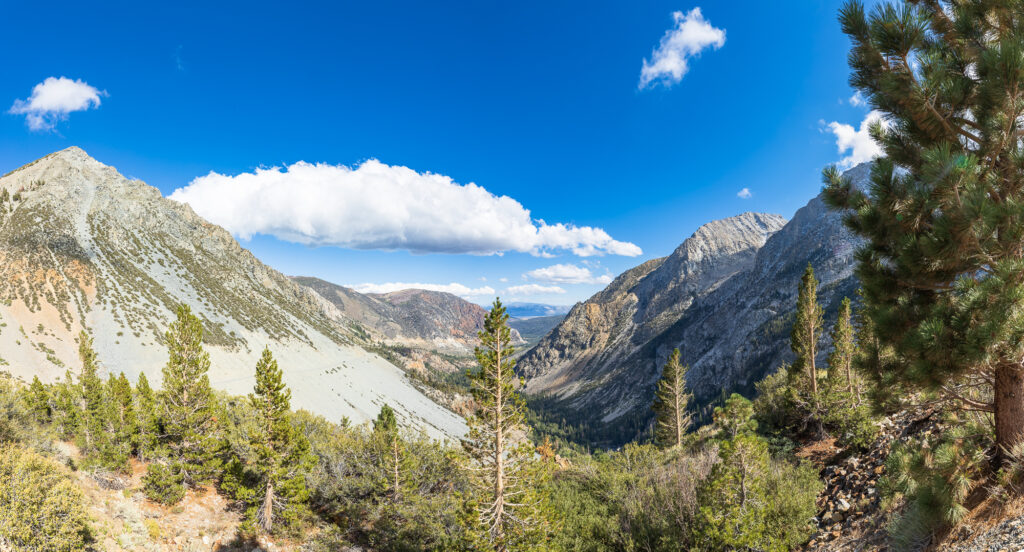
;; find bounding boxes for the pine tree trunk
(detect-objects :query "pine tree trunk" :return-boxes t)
[393,437,400,498]
[995,363,1024,462]
[674,373,682,449]
[494,343,505,551]
[809,322,824,436]
[262,481,274,533]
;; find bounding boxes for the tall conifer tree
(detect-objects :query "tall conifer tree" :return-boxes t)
[463,299,550,551]
[224,347,313,534]
[135,372,160,462]
[160,305,221,485]
[374,404,404,499]
[26,376,50,424]
[52,370,80,439]
[828,298,858,402]
[652,348,693,449]
[823,0,1024,455]
[77,331,105,455]
[791,264,825,434]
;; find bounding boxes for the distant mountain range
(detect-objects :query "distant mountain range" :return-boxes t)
[518,165,869,447]
[0,148,465,439]
[291,276,523,351]
[503,302,572,319]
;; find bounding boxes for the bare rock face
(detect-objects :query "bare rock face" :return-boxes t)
[291,277,523,352]
[0,147,465,439]
[519,165,871,447]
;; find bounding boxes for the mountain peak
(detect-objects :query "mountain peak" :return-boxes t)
[0,151,467,439]
[672,211,786,265]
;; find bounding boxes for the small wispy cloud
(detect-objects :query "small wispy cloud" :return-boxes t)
[849,91,866,108]
[737,188,752,199]
[506,284,567,296]
[639,8,726,89]
[175,45,185,71]
[9,77,106,131]
[349,282,495,298]
[524,263,612,285]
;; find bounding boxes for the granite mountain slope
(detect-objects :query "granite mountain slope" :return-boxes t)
[291,277,522,352]
[519,164,871,447]
[0,147,465,439]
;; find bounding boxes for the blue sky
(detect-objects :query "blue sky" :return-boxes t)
[0,0,880,305]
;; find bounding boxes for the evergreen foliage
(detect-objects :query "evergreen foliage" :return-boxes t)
[463,298,553,551]
[698,402,822,551]
[826,298,857,399]
[142,462,186,505]
[0,375,35,445]
[135,372,160,461]
[881,415,989,550]
[76,332,128,471]
[158,304,222,486]
[295,409,470,550]
[822,0,1024,455]
[51,370,80,439]
[26,375,50,424]
[105,373,136,465]
[822,297,879,450]
[373,404,407,499]
[222,347,313,535]
[76,331,105,457]
[652,348,692,449]
[789,264,826,434]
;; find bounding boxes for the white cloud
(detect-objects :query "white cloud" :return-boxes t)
[499,277,509,283]
[170,160,642,257]
[827,110,885,169]
[737,188,752,199]
[505,284,567,296]
[849,91,866,108]
[9,77,105,131]
[525,263,613,285]
[639,8,726,89]
[350,282,495,298]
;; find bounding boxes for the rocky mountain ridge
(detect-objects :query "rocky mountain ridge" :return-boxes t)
[291,276,522,352]
[519,164,871,446]
[0,147,465,439]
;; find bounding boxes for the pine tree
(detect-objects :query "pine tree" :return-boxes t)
[827,297,858,403]
[790,264,825,433]
[159,304,222,485]
[652,348,693,449]
[77,332,107,457]
[698,432,770,549]
[26,376,50,424]
[463,298,551,551]
[108,373,137,459]
[51,370,80,439]
[135,372,160,462]
[374,404,404,499]
[227,347,313,534]
[822,0,1024,456]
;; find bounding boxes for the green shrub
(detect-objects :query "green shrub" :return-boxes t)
[294,409,469,550]
[753,369,801,433]
[544,443,716,551]
[881,419,989,551]
[0,445,91,552]
[142,462,186,505]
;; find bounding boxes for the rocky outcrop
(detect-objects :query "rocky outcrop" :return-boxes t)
[0,147,465,439]
[292,277,522,352]
[519,164,871,447]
